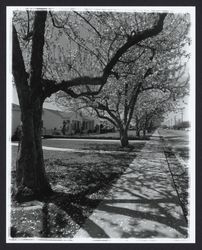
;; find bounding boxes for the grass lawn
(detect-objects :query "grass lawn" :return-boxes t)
[41,138,146,151]
[43,130,152,140]
[81,130,142,138]
[10,140,146,238]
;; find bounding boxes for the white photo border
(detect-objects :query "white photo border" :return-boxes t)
[6,6,196,244]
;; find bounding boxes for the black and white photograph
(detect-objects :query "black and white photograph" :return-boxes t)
[6,6,195,243]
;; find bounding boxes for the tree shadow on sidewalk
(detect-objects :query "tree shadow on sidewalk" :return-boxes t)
[90,153,188,238]
[39,152,188,239]
[40,187,187,238]
[41,192,110,238]
[40,152,133,238]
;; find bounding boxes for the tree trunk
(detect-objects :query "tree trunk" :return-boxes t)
[120,128,129,147]
[12,12,52,201]
[15,99,52,201]
[136,129,140,137]
[135,116,141,137]
[136,123,140,137]
[143,117,149,137]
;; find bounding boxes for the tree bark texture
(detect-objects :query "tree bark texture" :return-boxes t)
[120,128,129,147]
[16,100,52,200]
[13,12,52,201]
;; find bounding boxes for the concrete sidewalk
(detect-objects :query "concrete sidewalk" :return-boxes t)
[74,131,188,239]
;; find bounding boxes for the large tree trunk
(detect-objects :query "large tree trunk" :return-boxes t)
[12,12,52,201]
[120,128,129,147]
[15,99,52,201]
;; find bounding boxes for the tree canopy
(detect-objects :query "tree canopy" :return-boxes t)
[13,11,169,103]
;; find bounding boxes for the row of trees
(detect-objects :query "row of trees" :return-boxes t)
[170,121,190,130]
[12,10,190,199]
[131,91,175,137]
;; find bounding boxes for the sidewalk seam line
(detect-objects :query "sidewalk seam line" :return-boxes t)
[160,135,188,224]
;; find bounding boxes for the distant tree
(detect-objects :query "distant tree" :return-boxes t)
[173,120,190,130]
[132,90,179,136]
[12,10,167,199]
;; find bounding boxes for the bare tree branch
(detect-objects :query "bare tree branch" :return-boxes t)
[136,43,156,60]
[118,50,145,64]
[63,27,106,67]
[41,77,105,99]
[49,11,65,28]
[12,25,29,98]
[74,11,102,38]
[22,11,33,41]
[94,109,118,127]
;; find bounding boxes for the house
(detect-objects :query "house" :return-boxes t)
[41,108,83,135]
[12,104,100,137]
[12,104,21,136]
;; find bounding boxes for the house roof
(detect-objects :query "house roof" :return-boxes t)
[44,108,75,119]
[12,104,96,121]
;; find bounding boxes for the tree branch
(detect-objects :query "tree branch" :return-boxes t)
[29,11,47,101]
[136,43,156,60]
[12,25,28,86]
[118,50,145,64]
[22,11,33,41]
[126,76,150,130]
[74,11,102,38]
[107,33,118,61]
[96,102,121,125]
[12,24,31,109]
[49,11,65,28]
[103,13,167,78]
[41,77,105,99]
[63,27,106,67]
[94,109,117,127]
